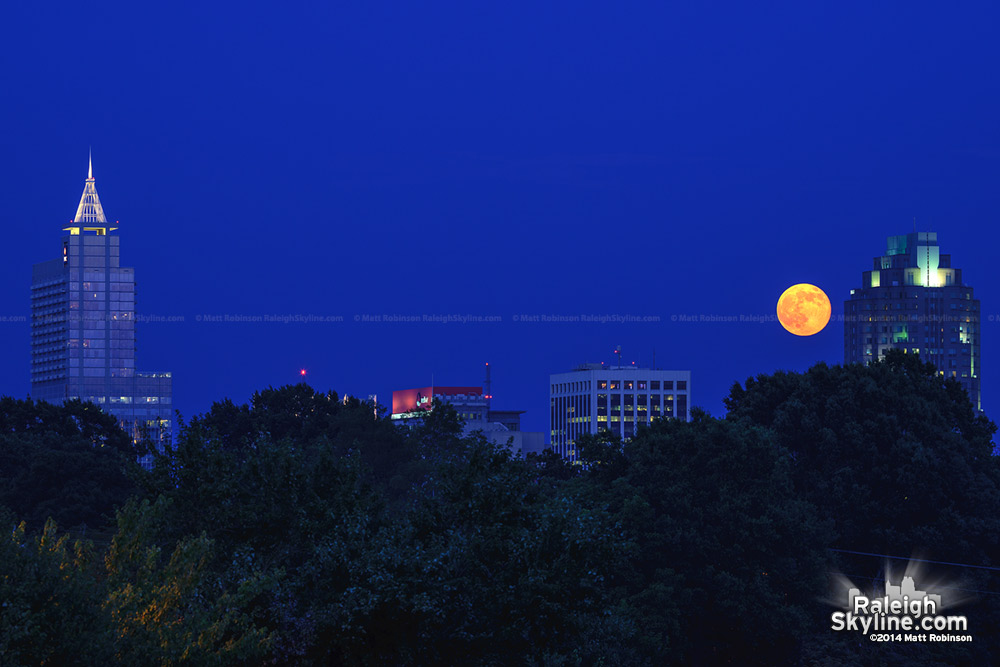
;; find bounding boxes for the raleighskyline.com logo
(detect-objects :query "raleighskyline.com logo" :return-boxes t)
[831,574,971,643]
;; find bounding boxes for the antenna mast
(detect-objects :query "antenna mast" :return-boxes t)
[484,362,492,414]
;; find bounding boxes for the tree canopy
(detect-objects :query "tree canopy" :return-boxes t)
[1,361,998,665]
[0,397,137,532]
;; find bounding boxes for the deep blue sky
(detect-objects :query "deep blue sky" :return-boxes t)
[2,2,999,434]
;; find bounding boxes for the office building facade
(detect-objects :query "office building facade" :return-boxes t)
[845,232,980,409]
[550,364,691,461]
[391,385,545,456]
[391,386,489,426]
[31,157,173,456]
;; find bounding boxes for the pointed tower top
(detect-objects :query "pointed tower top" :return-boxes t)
[74,153,106,224]
[88,149,93,180]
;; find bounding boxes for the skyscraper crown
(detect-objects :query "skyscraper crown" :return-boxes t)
[73,153,107,224]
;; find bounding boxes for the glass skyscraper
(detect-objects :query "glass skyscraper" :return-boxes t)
[845,232,980,410]
[31,157,173,459]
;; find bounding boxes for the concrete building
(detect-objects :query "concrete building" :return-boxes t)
[31,156,173,462]
[550,363,691,461]
[845,232,981,410]
[391,384,545,456]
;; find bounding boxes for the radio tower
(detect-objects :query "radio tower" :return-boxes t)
[484,362,492,414]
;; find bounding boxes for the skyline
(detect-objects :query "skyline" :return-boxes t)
[2,2,999,433]
[6,154,990,434]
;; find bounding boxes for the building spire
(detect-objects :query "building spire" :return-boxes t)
[74,152,106,224]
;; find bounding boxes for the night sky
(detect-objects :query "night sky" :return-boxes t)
[2,2,999,434]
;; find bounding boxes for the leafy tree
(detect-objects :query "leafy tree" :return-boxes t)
[0,513,111,665]
[103,497,274,666]
[132,391,634,664]
[6,359,999,665]
[573,411,829,665]
[0,397,137,532]
[524,447,578,482]
[391,433,635,665]
[132,388,399,663]
[725,351,1000,664]
[186,384,416,486]
[725,351,1000,566]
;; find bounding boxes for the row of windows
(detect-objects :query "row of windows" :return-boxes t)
[67,368,139,378]
[76,245,114,256]
[69,358,135,367]
[853,302,978,311]
[68,341,134,351]
[861,346,974,360]
[857,333,976,345]
[599,393,676,403]
[31,280,68,293]
[854,290,973,300]
[76,295,134,306]
[873,273,956,287]
[70,349,133,359]
[851,324,977,334]
[75,256,112,268]
[67,270,132,282]
[70,235,119,246]
[71,326,135,336]
[109,396,171,405]
[75,396,171,411]
[71,281,134,291]
[66,338,131,350]
[858,342,972,355]
[552,379,688,393]
[70,309,136,320]
[31,289,67,303]
[847,315,977,325]
[31,320,68,333]
[856,337,977,347]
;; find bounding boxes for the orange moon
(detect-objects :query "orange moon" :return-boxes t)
[776,284,831,336]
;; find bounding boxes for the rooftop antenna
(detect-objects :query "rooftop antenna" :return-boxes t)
[614,345,622,368]
[484,362,492,413]
[652,347,656,370]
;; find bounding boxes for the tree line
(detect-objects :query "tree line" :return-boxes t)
[2,351,999,665]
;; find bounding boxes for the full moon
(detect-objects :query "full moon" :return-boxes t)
[776,284,831,336]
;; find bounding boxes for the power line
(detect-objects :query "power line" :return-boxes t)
[835,572,1000,598]
[830,548,1000,573]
